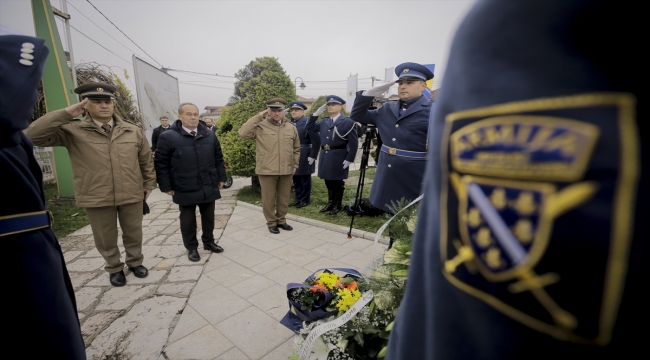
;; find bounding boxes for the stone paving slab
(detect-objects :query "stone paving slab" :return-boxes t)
[56,176,388,359]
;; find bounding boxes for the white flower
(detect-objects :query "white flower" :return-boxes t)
[309,336,336,360]
[336,339,348,352]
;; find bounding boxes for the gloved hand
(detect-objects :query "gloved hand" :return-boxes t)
[343,160,351,169]
[362,81,396,97]
[312,104,327,116]
[308,157,315,165]
[283,108,289,116]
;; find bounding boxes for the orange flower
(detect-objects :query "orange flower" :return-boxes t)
[336,279,358,291]
[309,283,327,293]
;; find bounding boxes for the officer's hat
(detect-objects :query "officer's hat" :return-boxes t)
[74,82,117,99]
[266,97,287,110]
[289,101,307,110]
[326,95,346,105]
[0,32,50,129]
[395,62,434,82]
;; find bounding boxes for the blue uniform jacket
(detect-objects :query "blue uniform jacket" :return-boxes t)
[389,1,645,359]
[1,35,85,358]
[154,120,227,206]
[290,116,320,175]
[350,92,432,213]
[306,114,358,180]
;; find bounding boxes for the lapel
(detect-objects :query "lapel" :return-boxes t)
[398,96,427,120]
[326,117,335,129]
[388,101,400,121]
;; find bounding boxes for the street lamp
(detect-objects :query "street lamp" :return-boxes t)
[295,77,306,90]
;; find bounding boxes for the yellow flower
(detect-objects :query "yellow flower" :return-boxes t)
[317,273,339,289]
[335,289,362,312]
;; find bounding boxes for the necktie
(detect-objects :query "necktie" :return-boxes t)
[101,123,111,135]
[190,130,196,137]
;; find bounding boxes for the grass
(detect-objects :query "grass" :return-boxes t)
[44,183,89,238]
[236,169,389,233]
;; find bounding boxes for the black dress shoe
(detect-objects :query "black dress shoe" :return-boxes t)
[203,242,224,253]
[188,249,201,262]
[109,271,126,287]
[128,265,148,278]
[268,226,280,234]
[295,202,309,208]
[289,200,300,207]
[277,223,293,231]
[329,205,342,215]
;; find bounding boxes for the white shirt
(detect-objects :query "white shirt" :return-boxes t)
[182,125,197,135]
[331,114,341,122]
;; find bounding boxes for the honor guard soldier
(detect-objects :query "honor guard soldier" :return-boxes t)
[288,101,320,208]
[1,31,85,358]
[26,82,156,287]
[389,1,644,359]
[307,95,359,215]
[239,98,300,234]
[350,62,434,214]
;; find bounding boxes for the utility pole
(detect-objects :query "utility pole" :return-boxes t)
[53,2,77,87]
[371,76,383,88]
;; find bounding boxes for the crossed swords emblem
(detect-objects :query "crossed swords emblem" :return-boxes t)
[445,172,598,330]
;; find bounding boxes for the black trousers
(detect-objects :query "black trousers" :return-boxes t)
[324,179,344,191]
[179,201,215,250]
[293,174,312,204]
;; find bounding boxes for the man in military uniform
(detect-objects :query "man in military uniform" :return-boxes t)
[288,101,320,208]
[389,1,644,359]
[239,98,300,234]
[26,82,156,287]
[307,95,359,215]
[1,30,86,359]
[350,62,434,215]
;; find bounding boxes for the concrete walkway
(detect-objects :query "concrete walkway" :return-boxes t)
[61,177,387,360]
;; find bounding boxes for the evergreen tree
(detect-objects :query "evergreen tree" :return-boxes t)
[218,57,297,184]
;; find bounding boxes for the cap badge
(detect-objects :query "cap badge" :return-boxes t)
[97,88,105,92]
[403,68,410,73]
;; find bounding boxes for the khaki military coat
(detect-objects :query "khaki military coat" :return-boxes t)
[239,114,300,175]
[25,109,156,207]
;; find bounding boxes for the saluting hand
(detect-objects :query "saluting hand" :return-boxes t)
[312,104,327,117]
[363,81,396,97]
[64,98,88,117]
[258,109,270,118]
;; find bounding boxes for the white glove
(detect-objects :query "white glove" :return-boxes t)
[362,81,396,97]
[308,157,315,165]
[283,109,289,116]
[313,104,327,116]
[343,160,351,169]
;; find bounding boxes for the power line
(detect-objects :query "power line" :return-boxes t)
[178,82,234,90]
[68,1,143,58]
[164,68,237,79]
[85,0,162,67]
[70,25,132,65]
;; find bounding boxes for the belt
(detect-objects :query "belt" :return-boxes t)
[321,145,347,150]
[300,144,312,148]
[381,145,427,158]
[0,210,53,237]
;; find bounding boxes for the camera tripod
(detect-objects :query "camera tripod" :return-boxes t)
[347,124,377,238]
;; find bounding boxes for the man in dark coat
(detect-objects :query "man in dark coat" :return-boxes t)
[154,103,227,262]
[288,101,320,208]
[388,1,645,359]
[151,115,171,153]
[350,62,434,215]
[306,95,358,215]
[1,32,85,359]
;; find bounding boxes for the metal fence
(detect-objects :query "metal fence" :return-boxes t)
[33,146,56,184]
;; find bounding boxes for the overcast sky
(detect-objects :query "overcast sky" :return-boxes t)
[1,0,476,113]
